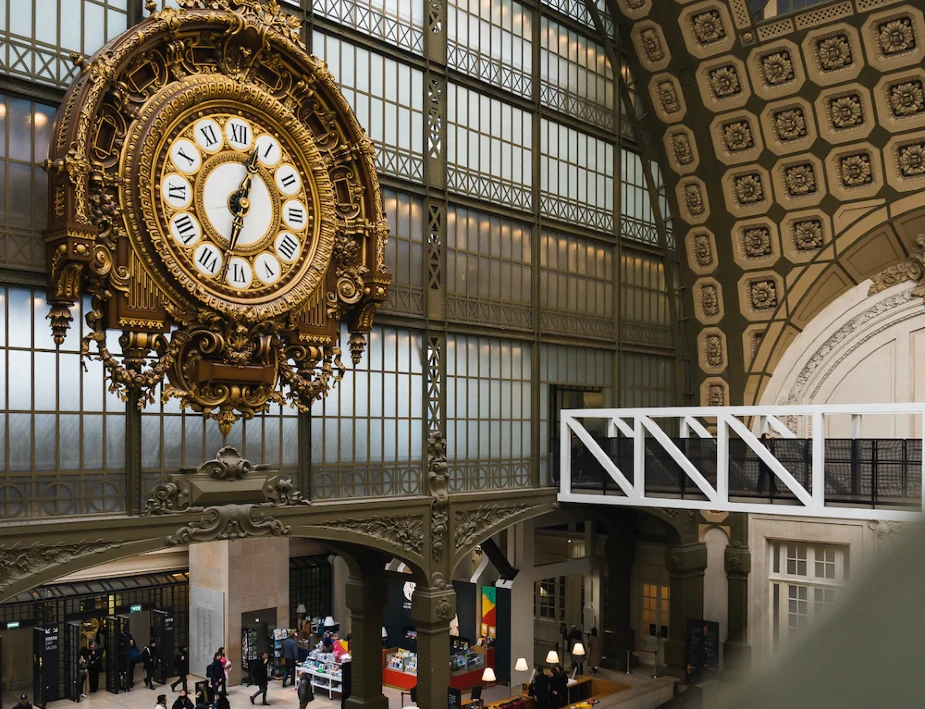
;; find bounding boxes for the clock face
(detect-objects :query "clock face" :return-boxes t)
[155,112,313,299]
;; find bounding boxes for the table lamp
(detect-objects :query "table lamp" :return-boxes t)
[545,650,559,665]
[324,616,336,628]
[572,642,585,676]
[514,658,529,672]
[296,603,307,614]
[482,667,496,683]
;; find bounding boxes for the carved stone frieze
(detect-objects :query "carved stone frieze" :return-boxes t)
[427,431,449,502]
[168,505,289,545]
[454,504,534,552]
[431,501,449,561]
[320,515,425,556]
[870,520,906,552]
[0,540,122,592]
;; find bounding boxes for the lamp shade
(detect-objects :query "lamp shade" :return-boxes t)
[296,604,307,614]
[481,667,496,683]
[382,626,388,639]
[324,616,336,628]
[545,650,559,665]
[572,642,585,656]
[514,658,529,672]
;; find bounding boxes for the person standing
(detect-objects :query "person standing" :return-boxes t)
[88,642,103,693]
[171,646,189,692]
[297,671,314,709]
[281,633,298,688]
[218,647,231,684]
[17,694,33,709]
[249,652,271,706]
[534,668,552,709]
[552,665,568,708]
[757,432,777,496]
[208,652,226,699]
[141,640,159,690]
[128,638,141,688]
[77,647,90,698]
[587,628,601,673]
[172,689,194,709]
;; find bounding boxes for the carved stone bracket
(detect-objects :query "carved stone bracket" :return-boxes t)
[431,500,449,562]
[317,515,425,557]
[724,545,752,575]
[869,234,925,297]
[0,540,122,593]
[143,446,308,515]
[870,520,906,553]
[666,542,708,573]
[454,503,535,552]
[167,504,289,545]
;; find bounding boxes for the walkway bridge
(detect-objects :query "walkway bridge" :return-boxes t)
[556,404,925,522]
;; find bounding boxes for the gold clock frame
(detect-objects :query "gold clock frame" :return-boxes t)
[42,0,391,433]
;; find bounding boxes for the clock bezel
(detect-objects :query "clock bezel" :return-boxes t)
[123,74,337,319]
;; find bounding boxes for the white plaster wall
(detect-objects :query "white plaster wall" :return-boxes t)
[750,278,922,660]
[702,527,728,668]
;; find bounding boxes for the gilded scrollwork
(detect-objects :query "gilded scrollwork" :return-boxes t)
[42,1,391,434]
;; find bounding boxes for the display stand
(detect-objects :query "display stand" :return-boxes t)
[243,629,258,673]
[382,648,416,690]
[297,651,344,699]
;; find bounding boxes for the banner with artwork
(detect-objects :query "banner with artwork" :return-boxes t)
[480,586,497,639]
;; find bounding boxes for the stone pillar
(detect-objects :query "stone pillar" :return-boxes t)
[602,534,633,670]
[411,585,456,709]
[345,576,388,709]
[188,538,290,686]
[723,545,752,674]
[664,542,707,671]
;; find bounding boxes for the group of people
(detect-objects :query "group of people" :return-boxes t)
[74,638,180,697]
[529,664,571,709]
[562,624,601,673]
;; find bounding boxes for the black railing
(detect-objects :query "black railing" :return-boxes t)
[551,437,923,509]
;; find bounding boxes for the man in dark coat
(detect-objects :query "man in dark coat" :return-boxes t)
[281,634,298,688]
[171,646,189,692]
[249,652,271,705]
[552,665,568,708]
[88,642,103,693]
[208,653,226,699]
[297,671,314,709]
[140,640,159,690]
[16,695,33,709]
[534,668,552,709]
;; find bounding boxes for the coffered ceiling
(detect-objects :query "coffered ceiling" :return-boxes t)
[614,0,925,405]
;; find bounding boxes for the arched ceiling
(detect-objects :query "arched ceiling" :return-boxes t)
[611,0,925,405]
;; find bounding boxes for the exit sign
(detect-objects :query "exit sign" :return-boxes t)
[6,621,19,629]
[130,605,143,613]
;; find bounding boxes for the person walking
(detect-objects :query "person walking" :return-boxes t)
[587,628,601,673]
[281,633,298,688]
[141,640,159,690]
[88,642,103,693]
[77,647,90,698]
[568,625,583,670]
[297,671,314,709]
[171,646,189,692]
[208,652,226,699]
[250,652,271,705]
[128,638,142,688]
[172,689,194,709]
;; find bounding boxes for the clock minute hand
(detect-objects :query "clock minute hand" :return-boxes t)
[220,150,260,282]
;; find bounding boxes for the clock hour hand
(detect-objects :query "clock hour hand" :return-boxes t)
[220,149,260,281]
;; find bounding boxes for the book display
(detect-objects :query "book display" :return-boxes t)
[297,650,346,698]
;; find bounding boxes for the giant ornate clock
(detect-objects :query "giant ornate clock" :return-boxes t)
[42,0,390,432]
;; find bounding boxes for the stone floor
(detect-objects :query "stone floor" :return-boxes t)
[6,667,672,709]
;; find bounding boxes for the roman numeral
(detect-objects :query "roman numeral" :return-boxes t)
[229,262,247,284]
[263,261,277,279]
[263,142,275,159]
[198,248,218,273]
[174,215,196,244]
[199,124,218,147]
[168,182,187,200]
[230,123,249,145]
[176,147,196,166]
[278,234,298,260]
[281,172,297,189]
[287,206,304,225]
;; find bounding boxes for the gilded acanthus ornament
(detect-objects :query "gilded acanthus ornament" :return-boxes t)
[869,235,925,297]
[793,218,824,251]
[784,163,816,197]
[734,173,764,204]
[691,10,725,45]
[709,66,741,98]
[42,0,390,435]
[877,17,916,56]
[898,143,925,177]
[889,80,925,117]
[840,153,873,187]
[749,280,778,310]
[760,51,794,86]
[774,108,807,142]
[816,34,852,70]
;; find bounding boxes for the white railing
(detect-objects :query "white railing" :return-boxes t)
[558,403,925,522]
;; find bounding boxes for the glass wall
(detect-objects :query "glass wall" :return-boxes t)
[0,0,686,516]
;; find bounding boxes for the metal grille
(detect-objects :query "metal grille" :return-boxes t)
[313,0,424,54]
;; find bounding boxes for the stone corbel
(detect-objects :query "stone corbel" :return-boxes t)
[869,234,925,297]
[666,542,708,573]
[724,545,752,576]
